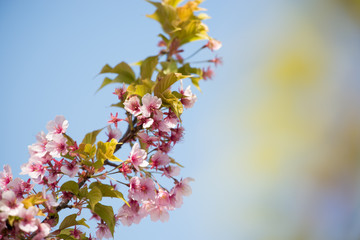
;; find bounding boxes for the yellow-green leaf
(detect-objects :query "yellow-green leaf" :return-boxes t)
[96,77,113,92]
[140,56,158,80]
[60,181,79,195]
[96,139,121,163]
[127,84,151,98]
[154,72,189,98]
[94,203,115,236]
[59,214,90,230]
[88,186,102,210]
[89,182,128,206]
[82,128,104,145]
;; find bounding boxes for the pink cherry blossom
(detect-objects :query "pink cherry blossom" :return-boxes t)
[180,81,197,109]
[142,200,170,223]
[42,187,58,211]
[164,110,179,129]
[0,165,12,189]
[96,223,112,240]
[138,132,158,148]
[61,160,79,178]
[174,177,194,197]
[140,93,162,118]
[170,126,184,144]
[124,96,142,116]
[20,157,46,181]
[28,131,48,158]
[150,151,170,170]
[113,84,127,100]
[162,165,181,178]
[7,178,33,200]
[128,143,148,170]
[202,66,214,80]
[18,206,39,233]
[0,190,24,216]
[117,199,145,226]
[33,223,50,240]
[209,55,223,66]
[108,112,123,128]
[205,38,222,51]
[46,115,69,140]
[137,115,154,128]
[45,134,68,158]
[106,125,122,142]
[155,188,171,207]
[129,177,156,202]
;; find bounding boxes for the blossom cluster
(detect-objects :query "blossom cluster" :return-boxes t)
[0,0,221,239]
[0,165,51,239]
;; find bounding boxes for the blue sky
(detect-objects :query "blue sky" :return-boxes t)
[1,0,360,240]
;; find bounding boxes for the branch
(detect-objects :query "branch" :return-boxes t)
[104,118,142,167]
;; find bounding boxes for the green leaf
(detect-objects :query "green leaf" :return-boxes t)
[154,72,188,98]
[96,77,113,92]
[191,77,201,91]
[94,203,115,236]
[178,63,202,90]
[59,214,90,230]
[100,62,135,82]
[88,186,102,210]
[78,186,88,199]
[127,84,151,98]
[96,139,121,163]
[163,0,184,7]
[172,90,184,98]
[89,182,128,206]
[178,63,202,76]
[146,1,178,34]
[176,20,209,45]
[97,62,136,92]
[81,128,104,145]
[60,181,79,195]
[161,89,184,119]
[140,56,158,80]
[160,60,178,74]
[111,101,125,108]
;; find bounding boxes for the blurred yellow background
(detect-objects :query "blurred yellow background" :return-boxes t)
[194,0,360,239]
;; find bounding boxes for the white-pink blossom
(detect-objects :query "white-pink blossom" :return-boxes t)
[140,93,162,118]
[174,177,194,197]
[106,125,122,142]
[96,223,112,240]
[137,115,154,128]
[137,132,158,148]
[117,199,145,226]
[18,206,39,232]
[162,165,181,178]
[205,38,222,51]
[129,177,156,202]
[180,81,197,109]
[129,143,148,170]
[150,151,170,169]
[20,157,46,181]
[42,187,58,211]
[0,165,12,189]
[61,160,79,178]
[46,115,69,140]
[28,131,48,158]
[45,134,68,158]
[33,223,51,240]
[124,96,142,116]
[142,200,170,223]
[0,190,24,216]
